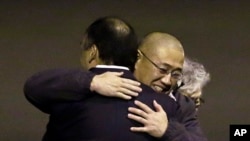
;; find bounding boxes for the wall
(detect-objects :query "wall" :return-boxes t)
[1,1,249,140]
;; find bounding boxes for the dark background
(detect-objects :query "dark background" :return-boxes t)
[1,1,249,141]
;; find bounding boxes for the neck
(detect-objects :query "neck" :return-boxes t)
[133,69,139,80]
[90,58,112,66]
[99,59,114,65]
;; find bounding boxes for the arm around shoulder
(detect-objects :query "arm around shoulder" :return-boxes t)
[23,69,95,113]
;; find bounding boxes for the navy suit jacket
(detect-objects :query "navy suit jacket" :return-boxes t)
[24,68,179,141]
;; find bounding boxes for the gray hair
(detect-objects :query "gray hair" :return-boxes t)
[179,57,211,107]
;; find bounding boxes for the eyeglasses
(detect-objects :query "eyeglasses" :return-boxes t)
[138,50,183,80]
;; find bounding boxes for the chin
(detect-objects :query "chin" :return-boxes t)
[164,90,172,95]
[150,86,158,93]
[151,86,167,94]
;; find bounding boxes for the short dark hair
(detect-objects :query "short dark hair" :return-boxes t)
[80,16,138,71]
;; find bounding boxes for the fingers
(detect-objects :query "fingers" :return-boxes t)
[122,78,141,87]
[119,87,139,97]
[153,100,167,118]
[121,78,142,93]
[128,106,148,119]
[93,71,142,100]
[134,100,153,113]
[128,100,168,137]
[130,126,147,132]
[116,92,132,100]
[110,71,124,76]
[128,113,147,124]
[115,77,141,98]
[106,72,142,96]
[121,82,142,94]
[153,100,163,112]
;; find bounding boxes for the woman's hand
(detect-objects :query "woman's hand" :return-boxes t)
[128,100,168,138]
[90,71,142,100]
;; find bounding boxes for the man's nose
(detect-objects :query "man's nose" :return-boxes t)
[160,73,171,85]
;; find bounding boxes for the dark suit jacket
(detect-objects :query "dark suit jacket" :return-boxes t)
[162,92,207,141]
[24,68,179,141]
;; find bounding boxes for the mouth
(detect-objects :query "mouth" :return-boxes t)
[152,85,171,94]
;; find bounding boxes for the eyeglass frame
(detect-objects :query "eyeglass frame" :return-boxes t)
[138,49,183,80]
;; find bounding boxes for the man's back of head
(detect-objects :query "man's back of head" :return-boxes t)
[80,16,138,71]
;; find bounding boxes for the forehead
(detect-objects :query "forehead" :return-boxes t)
[147,46,184,69]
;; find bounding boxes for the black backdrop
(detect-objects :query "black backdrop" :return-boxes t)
[1,1,250,141]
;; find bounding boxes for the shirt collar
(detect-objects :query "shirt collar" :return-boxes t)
[95,65,129,70]
[169,92,177,101]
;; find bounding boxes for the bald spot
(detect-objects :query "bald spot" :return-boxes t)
[107,18,130,36]
[139,32,184,55]
[139,32,185,69]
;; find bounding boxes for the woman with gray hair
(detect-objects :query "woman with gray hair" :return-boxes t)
[178,57,211,109]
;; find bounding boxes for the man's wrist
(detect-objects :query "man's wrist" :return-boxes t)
[90,76,97,92]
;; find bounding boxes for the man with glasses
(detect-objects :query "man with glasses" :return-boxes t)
[127,32,207,140]
[139,50,183,80]
[24,31,207,140]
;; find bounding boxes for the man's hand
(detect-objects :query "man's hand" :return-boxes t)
[90,72,142,100]
[128,100,168,138]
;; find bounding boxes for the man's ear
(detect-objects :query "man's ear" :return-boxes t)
[134,50,143,70]
[137,49,143,60]
[88,44,98,63]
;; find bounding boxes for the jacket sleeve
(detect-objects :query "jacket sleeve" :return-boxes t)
[159,94,208,141]
[23,69,95,114]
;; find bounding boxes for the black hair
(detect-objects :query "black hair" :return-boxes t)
[80,16,138,71]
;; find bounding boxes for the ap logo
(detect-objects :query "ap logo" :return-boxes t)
[230,125,250,141]
[234,129,247,136]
